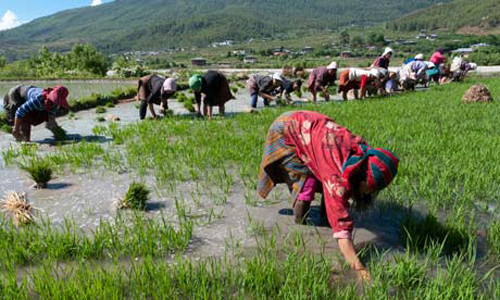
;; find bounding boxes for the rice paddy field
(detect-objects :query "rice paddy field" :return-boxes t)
[1,76,500,298]
[0,80,136,111]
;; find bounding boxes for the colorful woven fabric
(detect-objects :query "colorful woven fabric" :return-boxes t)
[342,144,399,191]
[258,112,311,201]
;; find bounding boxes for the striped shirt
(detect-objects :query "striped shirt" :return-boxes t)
[15,88,55,118]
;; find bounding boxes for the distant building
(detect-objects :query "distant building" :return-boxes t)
[339,51,353,58]
[426,34,438,41]
[232,49,246,56]
[273,47,291,56]
[191,58,207,66]
[244,56,258,64]
[302,47,314,53]
[471,43,489,49]
[451,48,474,57]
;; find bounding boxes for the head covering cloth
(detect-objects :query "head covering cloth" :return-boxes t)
[42,85,69,111]
[189,74,203,90]
[162,78,177,94]
[342,144,399,191]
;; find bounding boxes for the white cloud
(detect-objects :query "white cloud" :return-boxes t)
[91,0,103,6]
[0,10,22,31]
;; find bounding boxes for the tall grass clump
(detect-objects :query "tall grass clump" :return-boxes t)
[122,181,150,210]
[401,212,468,254]
[487,219,500,256]
[18,158,53,188]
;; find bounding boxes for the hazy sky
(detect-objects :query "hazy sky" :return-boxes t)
[0,0,113,30]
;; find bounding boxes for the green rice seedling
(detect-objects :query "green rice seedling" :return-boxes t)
[487,219,500,256]
[52,125,67,141]
[184,98,195,112]
[105,102,115,108]
[95,106,106,114]
[18,157,53,188]
[68,111,75,119]
[231,86,238,93]
[121,181,150,210]
[1,124,12,133]
[386,252,427,290]
[294,88,303,98]
[177,93,188,103]
[401,212,468,254]
[95,116,106,122]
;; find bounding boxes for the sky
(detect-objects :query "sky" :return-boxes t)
[0,0,113,31]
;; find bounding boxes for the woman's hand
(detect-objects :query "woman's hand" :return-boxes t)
[12,129,24,141]
[355,267,372,283]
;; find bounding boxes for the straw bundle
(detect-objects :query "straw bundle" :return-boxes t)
[463,84,493,103]
[1,191,35,226]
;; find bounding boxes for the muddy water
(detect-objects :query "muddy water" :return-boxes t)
[0,90,403,262]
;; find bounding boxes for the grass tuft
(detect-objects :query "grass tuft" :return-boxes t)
[18,158,53,188]
[122,181,150,210]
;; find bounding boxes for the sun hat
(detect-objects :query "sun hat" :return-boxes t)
[415,53,424,60]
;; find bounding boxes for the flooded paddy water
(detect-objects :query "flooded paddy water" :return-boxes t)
[0,84,401,260]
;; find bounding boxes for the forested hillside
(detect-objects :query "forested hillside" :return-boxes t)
[0,0,447,56]
[388,0,500,33]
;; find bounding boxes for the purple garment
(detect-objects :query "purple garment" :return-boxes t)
[308,67,336,91]
[410,60,428,78]
[385,79,398,90]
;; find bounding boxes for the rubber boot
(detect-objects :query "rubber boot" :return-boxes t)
[294,200,311,225]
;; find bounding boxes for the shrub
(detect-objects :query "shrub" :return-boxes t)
[95,106,106,114]
[122,181,150,210]
[19,158,53,188]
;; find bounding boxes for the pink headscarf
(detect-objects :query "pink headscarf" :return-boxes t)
[162,78,177,94]
[42,85,69,110]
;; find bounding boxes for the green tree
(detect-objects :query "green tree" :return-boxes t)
[350,36,364,49]
[340,30,350,46]
[66,44,108,76]
[0,56,6,69]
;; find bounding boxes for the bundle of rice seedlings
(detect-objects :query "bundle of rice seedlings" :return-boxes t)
[52,126,67,141]
[19,158,53,189]
[117,181,150,210]
[1,191,35,226]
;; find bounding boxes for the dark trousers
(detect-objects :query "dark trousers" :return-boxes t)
[250,93,269,108]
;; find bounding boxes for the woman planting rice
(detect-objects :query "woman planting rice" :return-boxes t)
[307,62,338,103]
[337,68,387,100]
[258,110,399,281]
[189,71,234,120]
[246,73,283,108]
[137,75,176,120]
[3,85,69,142]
